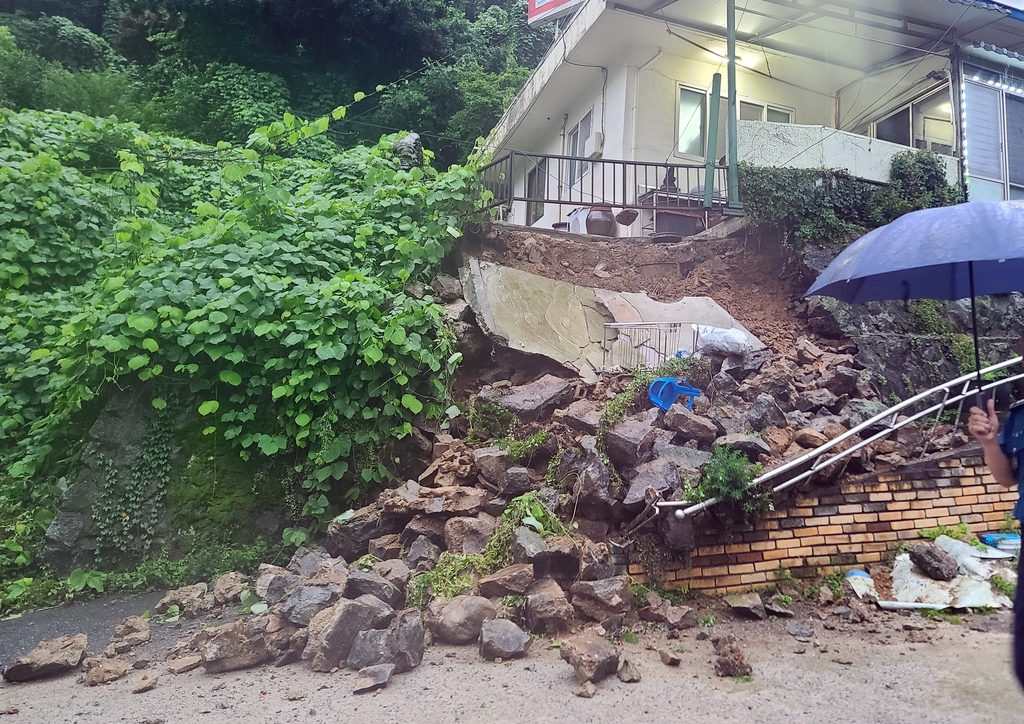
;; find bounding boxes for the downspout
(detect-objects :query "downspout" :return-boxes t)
[631,49,663,161]
[559,113,569,225]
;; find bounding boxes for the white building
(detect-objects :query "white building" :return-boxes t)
[483,0,1024,235]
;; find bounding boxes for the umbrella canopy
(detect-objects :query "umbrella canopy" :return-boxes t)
[806,200,1024,303]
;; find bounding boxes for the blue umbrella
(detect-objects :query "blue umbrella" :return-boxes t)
[806,200,1024,383]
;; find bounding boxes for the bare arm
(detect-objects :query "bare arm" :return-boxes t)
[969,399,1017,489]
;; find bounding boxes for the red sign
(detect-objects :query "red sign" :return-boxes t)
[528,0,585,26]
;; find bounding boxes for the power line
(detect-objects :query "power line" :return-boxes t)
[772,0,976,170]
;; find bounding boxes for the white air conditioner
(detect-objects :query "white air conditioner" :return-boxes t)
[584,132,604,159]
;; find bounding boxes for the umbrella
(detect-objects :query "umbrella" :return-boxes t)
[806,200,1024,391]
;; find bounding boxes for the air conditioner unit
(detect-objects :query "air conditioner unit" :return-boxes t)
[584,132,604,158]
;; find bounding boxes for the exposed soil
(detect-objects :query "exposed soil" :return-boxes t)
[469,225,811,354]
[1,593,1016,724]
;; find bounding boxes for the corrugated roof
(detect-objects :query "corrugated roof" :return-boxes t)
[948,0,1011,13]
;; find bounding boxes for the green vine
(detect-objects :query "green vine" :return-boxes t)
[739,150,962,249]
[91,395,176,564]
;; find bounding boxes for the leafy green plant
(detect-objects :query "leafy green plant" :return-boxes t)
[282,527,309,548]
[822,572,845,600]
[991,574,1016,598]
[484,492,566,569]
[405,553,491,609]
[467,397,516,443]
[921,608,962,625]
[67,568,105,594]
[239,588,268,615]
[619,630,639,644]
[1000,513,1019,535]
[775,594,793,609]
[689,446,769,521]
[355,554,380,571]
[698,613,717,627]
[918,523,984,548]
[495,430,549,464]
[163,604,181,623]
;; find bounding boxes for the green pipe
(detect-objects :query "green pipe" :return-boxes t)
[726,0,743,213]
[704,72,722,209]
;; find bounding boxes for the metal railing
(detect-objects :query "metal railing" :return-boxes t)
[603,322,698,371]
[624,357,1024,535]
[478,150,729,215]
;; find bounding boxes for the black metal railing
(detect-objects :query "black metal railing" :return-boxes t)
[478,150,729,215]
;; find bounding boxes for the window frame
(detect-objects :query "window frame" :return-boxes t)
[526,158,547,226]
[566,108,593,185]
[869,85,954,156]
[674,84,708,160]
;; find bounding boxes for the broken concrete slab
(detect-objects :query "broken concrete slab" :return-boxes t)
[461,259,763,382]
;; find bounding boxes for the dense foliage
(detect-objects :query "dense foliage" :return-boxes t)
[0,0,550,163]
[738,150,963,248]
[0,106,482,605]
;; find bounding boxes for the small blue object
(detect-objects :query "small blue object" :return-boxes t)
[845,570,871,580]
[648,378,702,412]
[980,533,1021,547]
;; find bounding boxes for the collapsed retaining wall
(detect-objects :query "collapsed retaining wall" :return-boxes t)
[630,449,1014,594]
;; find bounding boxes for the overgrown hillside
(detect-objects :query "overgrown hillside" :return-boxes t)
[0,106,481,612]
[0,0,549,164]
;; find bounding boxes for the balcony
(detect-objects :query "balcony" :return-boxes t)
[737,120,961,186]
[478,151,730,237]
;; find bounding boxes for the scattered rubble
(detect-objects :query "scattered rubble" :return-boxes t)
[560,633,619,684]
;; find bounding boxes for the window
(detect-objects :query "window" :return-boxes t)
[766,107,793,124]
[526,158,546,226]
[677,87,706,157]
[567,110,592,185]
[1007,94,1024,198]
[965,82,1004,182]
[740,100,793,124]
[873,89,953,155]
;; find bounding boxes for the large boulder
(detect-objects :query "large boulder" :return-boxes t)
[83,656,130,686]
[573,436,615,517]
[746,393,787,431]
[404,535,441,571]
[286,546,333,578]
[444,516,495,557]
[473,447,512,487]
[198,620,275,674]
[495,374,573,422]
[2,634,87,682]
[578,540,615,581]
[478,564,535,598]
[402,516,447,547]
[346,609,425,673]
[511,526,548,564]
[525,578,574,634]
[354,594,397,629]
[254,565,302,606]
[663,403,718,446]
[427,595,497,645]
[713,433,770,462]
[569,577,635,621]
[379,481,487,518]
[605,419,658,466]
[325,503,404,562]
[479,619,531,661]
[279,584,342,627]
[212,572,248,606]
[622,458,679,510]
[558,399,603,435]
[346,570,405,610]
[375,559,412,591]
[910,544,959,581]
[302,598,381,672]
[560,633,619,684]
[155,584,212,619]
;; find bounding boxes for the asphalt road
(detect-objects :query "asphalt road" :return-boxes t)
[0,591,166,660]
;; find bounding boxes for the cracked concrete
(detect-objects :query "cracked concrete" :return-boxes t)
[461,259,761,381]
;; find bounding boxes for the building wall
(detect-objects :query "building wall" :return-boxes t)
[629,451,1015,595]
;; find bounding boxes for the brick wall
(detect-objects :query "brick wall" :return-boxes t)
[628,449,1016,595]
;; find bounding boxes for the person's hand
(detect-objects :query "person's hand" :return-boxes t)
[968,398,1000,446]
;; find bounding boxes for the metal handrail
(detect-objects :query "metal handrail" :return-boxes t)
[477,149,730,213]
[656,356,1024,520]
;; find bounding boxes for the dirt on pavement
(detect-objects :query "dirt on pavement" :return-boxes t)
[1,599,1019,724]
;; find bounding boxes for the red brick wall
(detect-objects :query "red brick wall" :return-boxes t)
[629,449,1016,595]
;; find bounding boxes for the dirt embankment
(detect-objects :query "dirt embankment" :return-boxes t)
[464,226,811,354]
